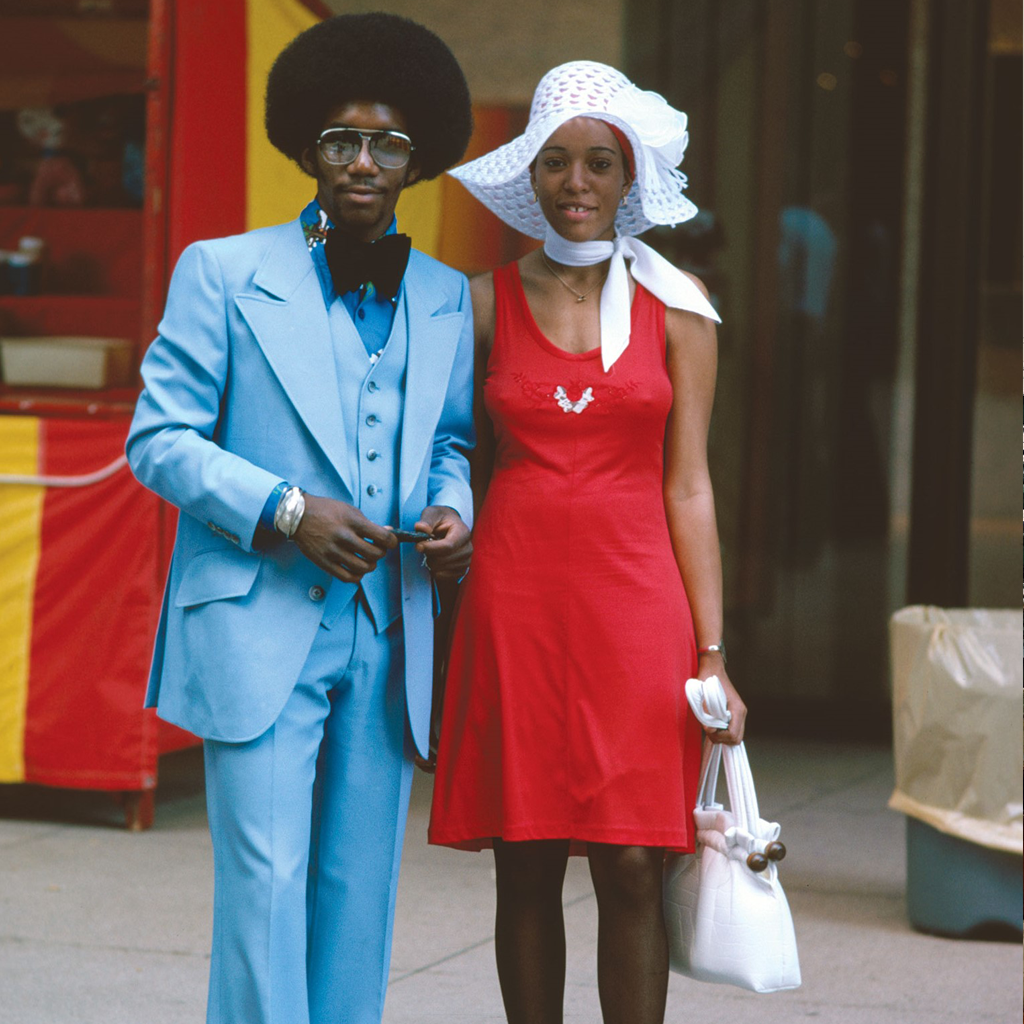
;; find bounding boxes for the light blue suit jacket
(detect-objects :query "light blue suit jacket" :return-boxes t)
[127,219,474,752]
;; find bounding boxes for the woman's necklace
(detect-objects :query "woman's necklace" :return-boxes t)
[541,251,607,303]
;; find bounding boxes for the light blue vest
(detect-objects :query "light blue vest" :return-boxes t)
[322,295,407,632]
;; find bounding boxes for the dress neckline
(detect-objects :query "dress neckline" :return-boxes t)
[509,261,644,363]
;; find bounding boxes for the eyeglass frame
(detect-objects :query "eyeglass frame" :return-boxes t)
[315,127,416,169]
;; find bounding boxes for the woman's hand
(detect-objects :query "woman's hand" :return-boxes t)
[697,654,746,745]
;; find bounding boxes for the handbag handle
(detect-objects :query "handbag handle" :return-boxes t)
[694,736,762,834]
[685,676,787,870]
[686,677,760,827]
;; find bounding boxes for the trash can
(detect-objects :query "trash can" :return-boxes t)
[888,606,1023,939]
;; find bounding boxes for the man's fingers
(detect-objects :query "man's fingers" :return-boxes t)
[365,527,399,551]
[339,513,394,550]
[412,521,441,543]
[333,505,396,552]
[416,523,468,555]
[346,534,391,562]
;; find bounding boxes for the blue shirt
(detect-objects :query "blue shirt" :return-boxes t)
[299,198,399,359]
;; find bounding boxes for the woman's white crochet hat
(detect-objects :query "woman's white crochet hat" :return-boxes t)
[449,60,698,239]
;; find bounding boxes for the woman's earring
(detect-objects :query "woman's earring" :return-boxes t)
[620,187,630,208]
[529,184,538,205]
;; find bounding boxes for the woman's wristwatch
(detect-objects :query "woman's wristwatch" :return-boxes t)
[697,641,727,664]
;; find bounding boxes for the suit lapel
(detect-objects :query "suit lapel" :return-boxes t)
[399,266,465,506]
[235,222,354,497]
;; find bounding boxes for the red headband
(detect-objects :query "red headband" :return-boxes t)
[606,124,635,181]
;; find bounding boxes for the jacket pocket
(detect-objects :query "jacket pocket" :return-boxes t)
[174,547,261,608]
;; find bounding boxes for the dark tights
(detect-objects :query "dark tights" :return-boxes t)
[493,839,668,1024]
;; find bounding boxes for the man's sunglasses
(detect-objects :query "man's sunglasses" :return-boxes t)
[316,128,415,169]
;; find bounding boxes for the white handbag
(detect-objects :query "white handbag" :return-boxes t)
[663,676,801,993]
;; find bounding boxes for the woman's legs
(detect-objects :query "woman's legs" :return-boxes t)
[493,838,571,1024]
[587,844,668,1024]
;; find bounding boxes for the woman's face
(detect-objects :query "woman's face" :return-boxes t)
[531,117,631,243]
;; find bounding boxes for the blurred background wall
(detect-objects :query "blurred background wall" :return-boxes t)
[325,0,624,102]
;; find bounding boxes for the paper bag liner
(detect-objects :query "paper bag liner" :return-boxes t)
[888,606,1022,855]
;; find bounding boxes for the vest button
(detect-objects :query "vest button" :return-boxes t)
[367,484,379,496]
[308,585,326,602]
[366,449,379,461]
[365,414,378,426]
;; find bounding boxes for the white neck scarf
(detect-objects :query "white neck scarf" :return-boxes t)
[543,226,721,372]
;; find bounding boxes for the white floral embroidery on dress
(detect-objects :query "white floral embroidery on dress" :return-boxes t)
[553,385,594,414]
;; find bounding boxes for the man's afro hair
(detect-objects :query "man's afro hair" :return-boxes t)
[265,13,472,182]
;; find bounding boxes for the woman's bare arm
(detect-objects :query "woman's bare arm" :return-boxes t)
[468,272,497,516]
[662,279,746,744]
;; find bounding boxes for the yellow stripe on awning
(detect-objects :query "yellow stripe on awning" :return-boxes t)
[0,417,44,783]
[246,0,321,231]
[396,176,443,260]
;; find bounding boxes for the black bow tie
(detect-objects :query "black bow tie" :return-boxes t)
[324,230,411,300]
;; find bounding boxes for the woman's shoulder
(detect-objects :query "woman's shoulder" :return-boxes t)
[470,257,528,309]
[468,271,498,347]
[469,269,496,309]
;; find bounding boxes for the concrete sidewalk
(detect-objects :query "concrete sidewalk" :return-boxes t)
[1,739,1020,1023]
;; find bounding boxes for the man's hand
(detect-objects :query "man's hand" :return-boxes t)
[414,506,472,580]
[292,494,398,582]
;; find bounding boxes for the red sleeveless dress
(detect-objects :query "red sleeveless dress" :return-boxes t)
[429,262,702,852]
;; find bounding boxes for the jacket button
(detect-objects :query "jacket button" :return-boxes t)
[366,449,379,461]
[367,381,379,392]
[365,414,378,426]
[367,484,379,496]
[309,585,325,602]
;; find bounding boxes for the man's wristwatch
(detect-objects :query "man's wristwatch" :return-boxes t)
[273,486,306,539]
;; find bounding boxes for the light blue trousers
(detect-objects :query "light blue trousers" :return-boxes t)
[203,598,414,1024]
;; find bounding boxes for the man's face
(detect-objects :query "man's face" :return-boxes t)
[301,101,420,242]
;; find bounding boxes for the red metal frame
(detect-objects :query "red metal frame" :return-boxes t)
[141,0,171,354]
